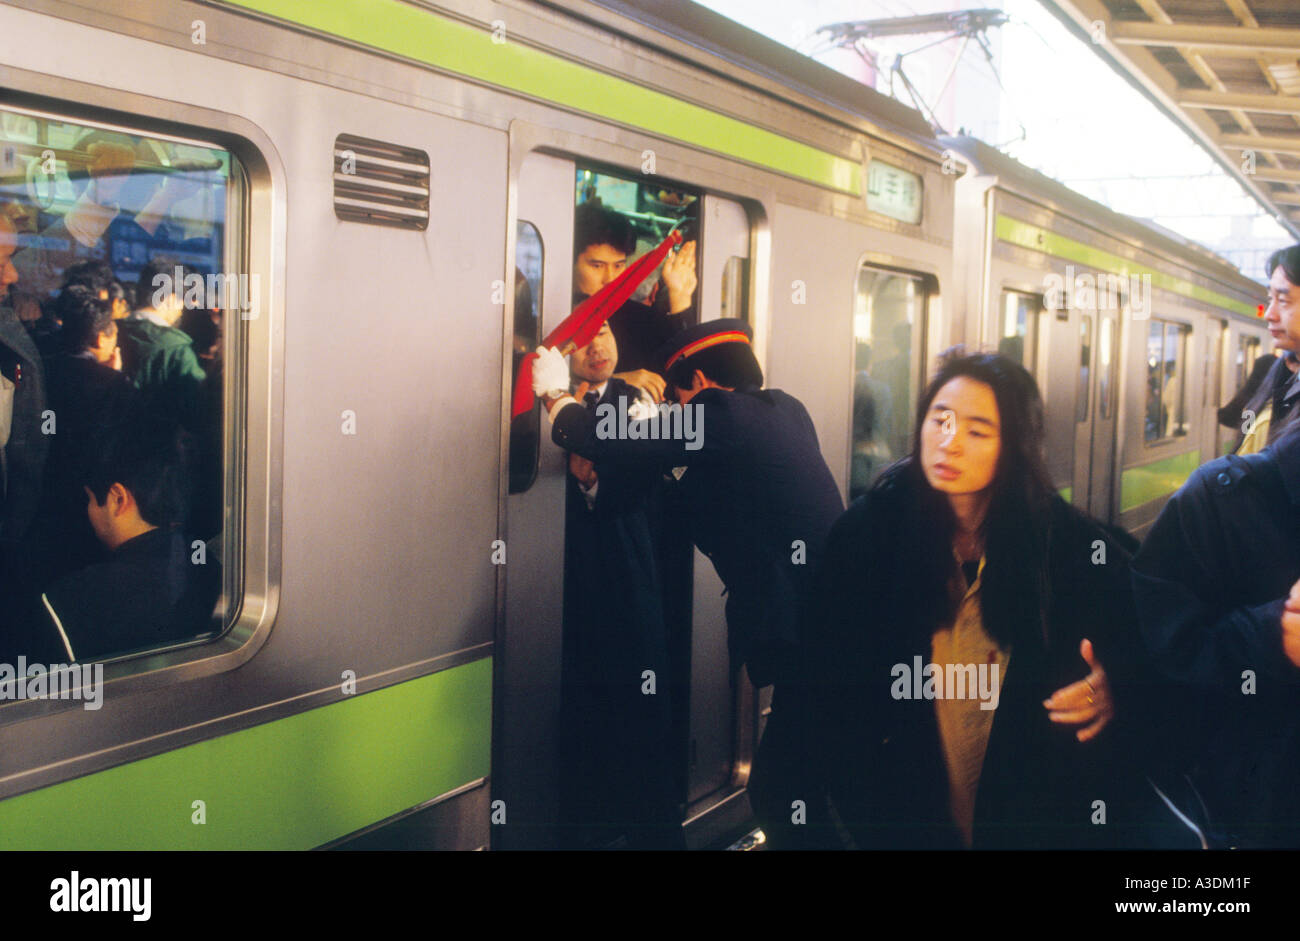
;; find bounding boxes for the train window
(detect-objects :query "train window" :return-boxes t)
[1075,316,1092,423]
[573,167,699,375]
[1145,319,1191,443]
[721,255,749,322]
[0,106,243,666]
[998,291,1039,373]
[1098,316,1116,420]
[851,265,923,499]
[509,221,544,494]
[1237,334,1262,389]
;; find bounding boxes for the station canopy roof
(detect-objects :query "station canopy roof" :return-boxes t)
[1044,0,1300,239]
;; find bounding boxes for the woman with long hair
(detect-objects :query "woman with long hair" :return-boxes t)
[804,350,1155,849]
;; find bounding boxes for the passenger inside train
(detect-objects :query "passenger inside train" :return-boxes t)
[571,190,698,400]
[557,320,680,850]
[0,110,230,667]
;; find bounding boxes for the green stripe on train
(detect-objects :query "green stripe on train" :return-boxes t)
[0,657,491,850]
[995,216,1256,318]
[1121,450,1200,514]
[219,0,862,195]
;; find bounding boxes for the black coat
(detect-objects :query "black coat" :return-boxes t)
[1131,433,1300,846]
[553,384,844,688]
[558,378,678,847]
[803,467,1159,849]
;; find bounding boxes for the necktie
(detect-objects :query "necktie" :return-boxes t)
[583,390,600,409]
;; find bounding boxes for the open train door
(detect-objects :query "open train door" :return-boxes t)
[681,194,757,847]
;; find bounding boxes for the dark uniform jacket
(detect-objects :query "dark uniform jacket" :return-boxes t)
[559,378,678,847]
[804,467,1163,849]
[40,527,221,663]
[1131,434,1300,846]
[554,384,843,688]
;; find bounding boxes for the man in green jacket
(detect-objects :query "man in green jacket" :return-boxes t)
[118,257,207,430]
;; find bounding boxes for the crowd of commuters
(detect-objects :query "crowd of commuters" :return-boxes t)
[0,197,222,664]
[531,215,1300,851]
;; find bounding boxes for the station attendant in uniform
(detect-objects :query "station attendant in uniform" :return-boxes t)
[803,351,1163,849]
[531,320,844,848]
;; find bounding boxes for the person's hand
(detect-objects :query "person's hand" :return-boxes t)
[614,368,665,403]
[85,140,136,206]
[531,345,571,399]
[1282,578,1300,668]
[662,240,697,314]
[568,452,598,489]
[1043,639,1113,742]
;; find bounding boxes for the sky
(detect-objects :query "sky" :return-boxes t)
[696,0,1291,277]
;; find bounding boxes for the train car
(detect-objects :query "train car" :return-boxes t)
[943,135,1267,537]
[0,0,1267,852]
[0,0,960,850]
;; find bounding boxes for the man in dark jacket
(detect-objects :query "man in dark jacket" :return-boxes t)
[557,321,680,849]
[533,320,845,846]
[39,416,220,663]
[1132,425,1300,847]
[0,214,50,658]
[1232,244,1300,453]
[572,203,696,400]
[30,286,137,588]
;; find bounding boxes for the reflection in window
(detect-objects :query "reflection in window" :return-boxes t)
[0,106,241,664]
[721,255,749,322]
[998,291,1039,374]
[509,221,543,494]
[851,266,922,499]
[1145,320,1190,442]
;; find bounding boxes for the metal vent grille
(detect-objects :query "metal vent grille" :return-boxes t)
[333,134,429,230]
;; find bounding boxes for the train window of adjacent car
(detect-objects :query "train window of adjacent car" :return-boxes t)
[1075,316,1092,423]
[1098,316,1115,420]
[1144,319,1190,442]
[1237,334,1261,389]
[998,291,1039,373]
[0,106,243,664]
[851,265,923,499]
[573,166,699,348]
[509,221,544,494]
[721,255,749,322]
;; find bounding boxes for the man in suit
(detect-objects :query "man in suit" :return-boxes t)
[1234,245,1300,453]
[1132,424,1300,846]
[557,321,681,849]
[572,203,697,403]
[533,319,845,847]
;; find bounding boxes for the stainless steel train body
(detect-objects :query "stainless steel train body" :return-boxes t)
[0,0,1265,849]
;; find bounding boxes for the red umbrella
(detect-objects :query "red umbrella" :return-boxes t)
[511,228,683,418]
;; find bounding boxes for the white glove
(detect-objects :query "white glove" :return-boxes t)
[531,345,571,399]
[628,390,657,422]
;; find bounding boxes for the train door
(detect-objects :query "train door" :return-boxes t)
[498,150,575,849]
[686,195,754,830]
[1061,300,1119,520]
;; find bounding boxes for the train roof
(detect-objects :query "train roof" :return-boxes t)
[566,0,944,153]
[943,133,1263,291]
